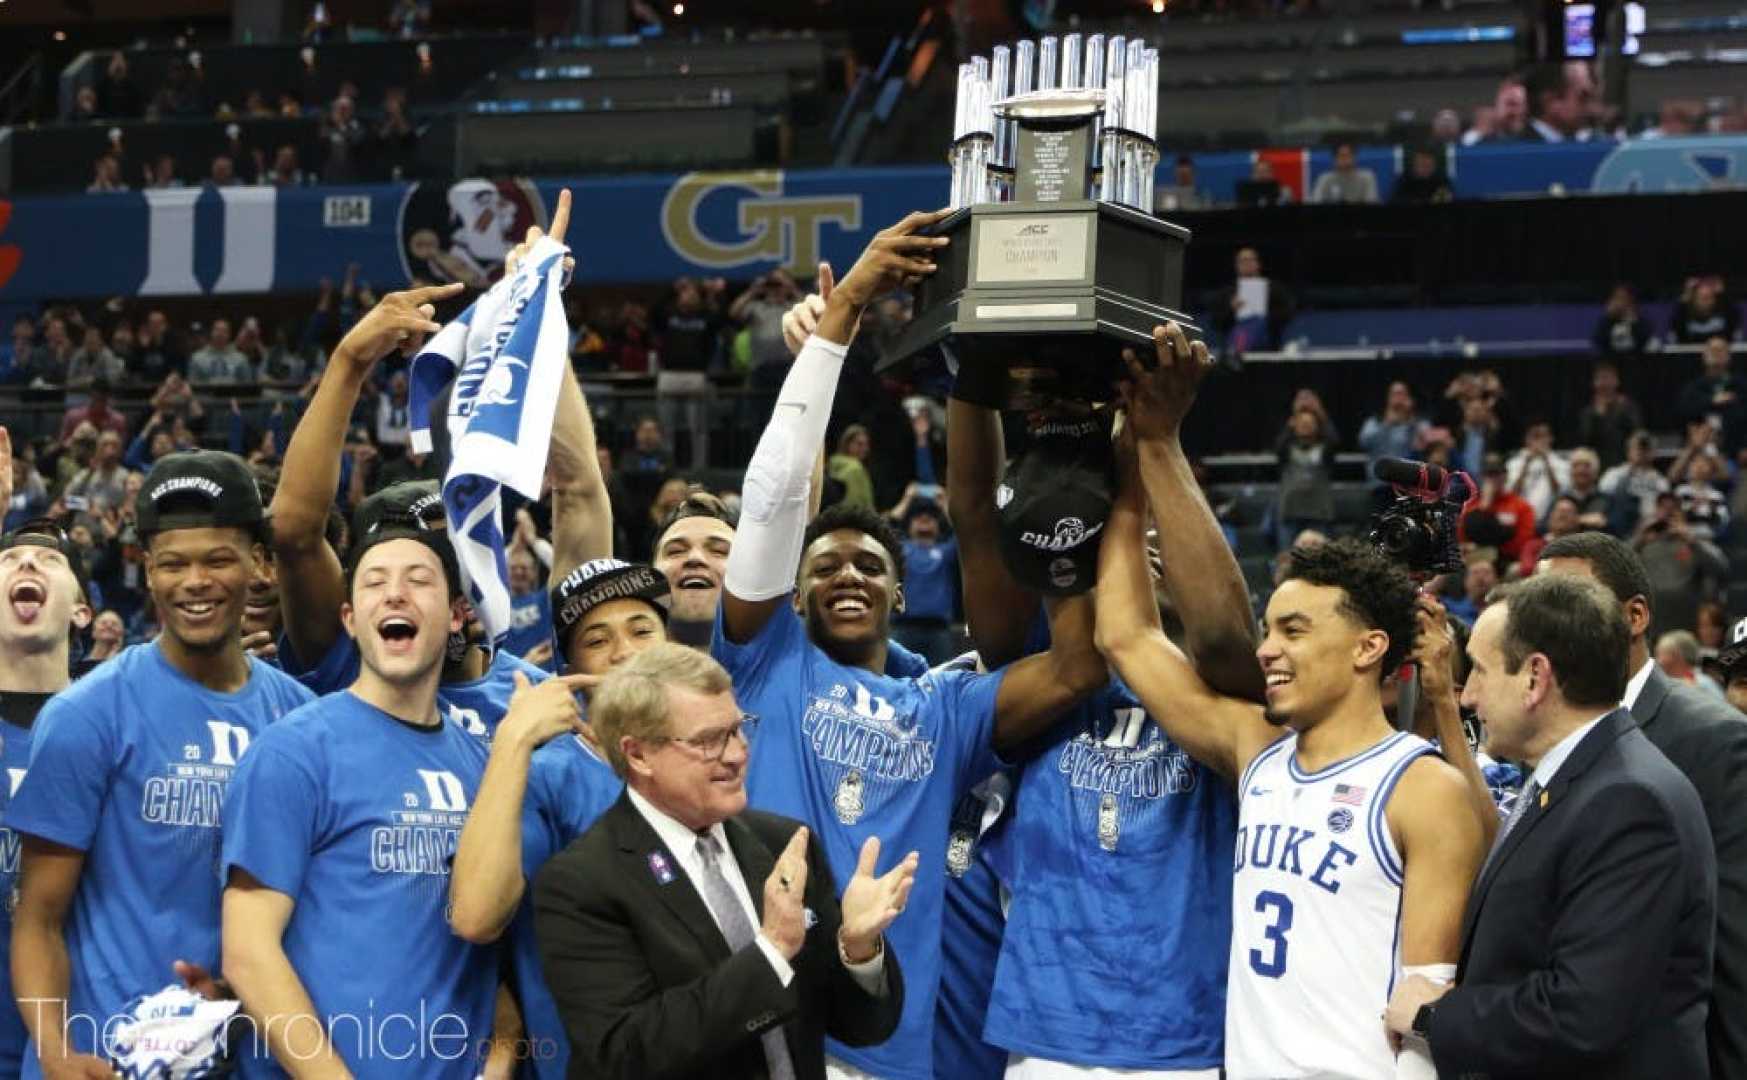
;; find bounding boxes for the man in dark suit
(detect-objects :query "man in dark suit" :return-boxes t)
[1541,531,1747,1079]
[533,643,914,1080]
[1385,573,1716,1076]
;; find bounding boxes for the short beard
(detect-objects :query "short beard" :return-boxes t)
[1263,709,1291,728]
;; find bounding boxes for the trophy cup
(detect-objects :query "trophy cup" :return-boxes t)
[881,33,1195,408]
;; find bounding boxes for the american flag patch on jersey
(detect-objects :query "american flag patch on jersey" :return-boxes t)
[1331,783,1367,805]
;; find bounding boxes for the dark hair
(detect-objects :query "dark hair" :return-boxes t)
[1522,62,1569,118]
[1537,531,1653,618]
[1280,538,1419,679]
[1494,574,1629,707]
[651,490,739,559]
[802,502,907,581]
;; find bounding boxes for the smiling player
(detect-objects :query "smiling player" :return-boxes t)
[716,211,1109,1080]
[10,450,313,1079]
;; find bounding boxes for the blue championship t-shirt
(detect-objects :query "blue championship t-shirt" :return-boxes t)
[221,691,496,1079]
[0,693,52,1078]
[508,734,622,1080]
[504,591,555,672]
[981,677,1236,1068]
[935,778,1011,1080]
[8,643,312,1074]
[712,604,1005,1080]
[278,632,548,744]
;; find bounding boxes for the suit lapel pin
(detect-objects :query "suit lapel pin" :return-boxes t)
[1539,789,1549,809]
[648,851,676,885]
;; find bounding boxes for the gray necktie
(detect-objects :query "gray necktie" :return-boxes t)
[1481,778,1540,877]
[695,833,797,1080]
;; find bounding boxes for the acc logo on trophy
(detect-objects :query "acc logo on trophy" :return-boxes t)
[661,171,860,276]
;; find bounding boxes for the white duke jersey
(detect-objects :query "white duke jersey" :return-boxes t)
[1224,730,1435,1080]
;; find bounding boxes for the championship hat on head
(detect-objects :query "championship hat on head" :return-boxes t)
[136,450,264,540]
[995,411,1116,596]
[1719,617,1747,676]
[550,558,671,661]
[346,480,460,593]
[0,517,91,601]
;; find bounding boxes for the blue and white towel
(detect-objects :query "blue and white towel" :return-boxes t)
[408,235,571,649]
[107,984,241,1078]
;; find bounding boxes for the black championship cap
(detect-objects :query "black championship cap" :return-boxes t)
[1719,617,1747,675]
[136,450,264,539]
[347,480,459,591]
[550,558,671,659]
[0,518,91,601]
[995,412,1116,596]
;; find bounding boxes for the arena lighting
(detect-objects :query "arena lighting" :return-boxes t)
[672,2,684,13]
[1152,0,1165,11]
[54,30,68,40]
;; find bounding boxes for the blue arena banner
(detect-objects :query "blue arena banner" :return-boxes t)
[2,136,1746,303]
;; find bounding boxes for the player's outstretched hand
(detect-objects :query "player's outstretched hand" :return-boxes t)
[332,282,465,372]
[830,210,951,312]
[781,263,842,355]
[1117,321,1211,442]
[504,188,576,279]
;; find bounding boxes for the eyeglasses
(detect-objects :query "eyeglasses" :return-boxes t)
[655,714,758,762]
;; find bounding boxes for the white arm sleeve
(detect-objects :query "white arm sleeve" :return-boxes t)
[723,335,848,601]
[1394,963,1457,1080]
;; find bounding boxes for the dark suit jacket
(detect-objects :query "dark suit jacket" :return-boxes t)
[1430,708,1717,1079]
[531,793,904,1080]
[1633,666,1747,1080]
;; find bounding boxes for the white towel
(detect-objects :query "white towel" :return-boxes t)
[407,236,571,648]
[107,984,241,1078]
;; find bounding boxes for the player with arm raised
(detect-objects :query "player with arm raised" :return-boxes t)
[945,324,1250,1078]
[715,210,1108,1080]
[269,191,602,741]
[1094,337,1486,1080]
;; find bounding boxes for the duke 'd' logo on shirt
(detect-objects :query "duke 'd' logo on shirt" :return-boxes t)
[142,722,252,829]
[802,683,936,790]
[374,770,469,876]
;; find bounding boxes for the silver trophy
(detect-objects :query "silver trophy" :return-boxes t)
[885,33,1195,408]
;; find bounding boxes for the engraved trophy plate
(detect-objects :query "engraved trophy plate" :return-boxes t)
[971,214,1091,284]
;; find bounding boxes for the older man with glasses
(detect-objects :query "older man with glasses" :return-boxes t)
[533,643,916,1080]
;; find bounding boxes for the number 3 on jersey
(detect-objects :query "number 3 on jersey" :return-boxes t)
[1249,890,1294,978]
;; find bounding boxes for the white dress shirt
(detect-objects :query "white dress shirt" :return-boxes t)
[625,787,885,995]
[1529,711,1612,790]
[1622,658,1655,711]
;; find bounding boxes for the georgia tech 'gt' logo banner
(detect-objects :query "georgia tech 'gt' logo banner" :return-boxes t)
[660,171,861,276]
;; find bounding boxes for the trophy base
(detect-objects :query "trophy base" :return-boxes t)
[878,200,1200,408]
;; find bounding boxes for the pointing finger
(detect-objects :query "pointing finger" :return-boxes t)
[549,188,573,246]
[556,671,603,691]
[511,670,531,694]
[404,281,467,304]
[818,262,834,300]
